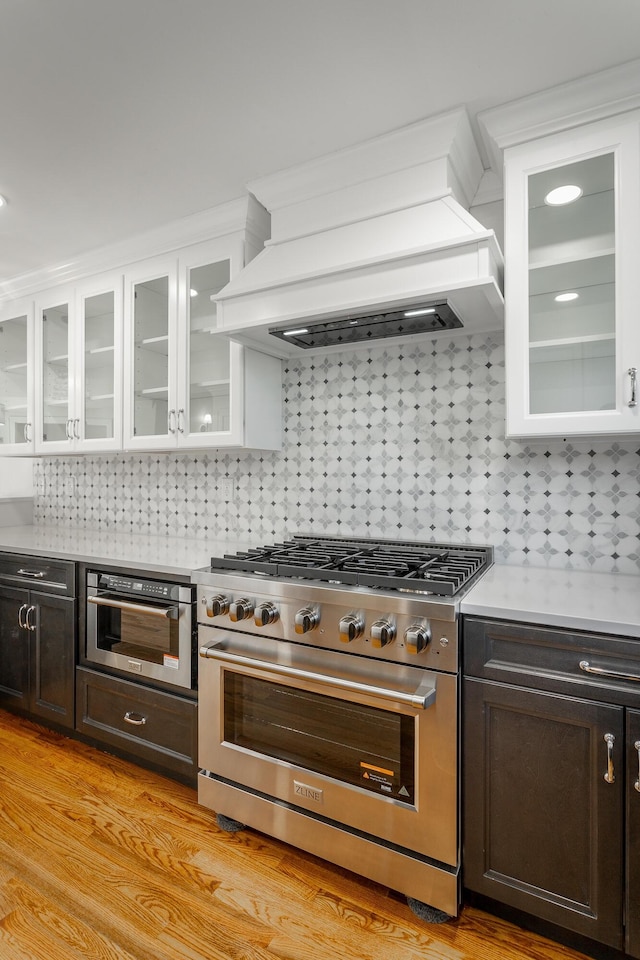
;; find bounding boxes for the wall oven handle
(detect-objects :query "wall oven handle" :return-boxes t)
[87,595,177,619]
[579,659,640,683]
[199,641,437,709]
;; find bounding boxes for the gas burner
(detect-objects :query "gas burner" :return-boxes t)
[211,536,492,597]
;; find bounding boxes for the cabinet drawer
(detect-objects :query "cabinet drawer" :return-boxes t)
[0,552,76,595]
[463,616,640,708]
[75,666,197,784]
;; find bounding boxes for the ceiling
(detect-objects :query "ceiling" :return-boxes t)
[1,0,640,285]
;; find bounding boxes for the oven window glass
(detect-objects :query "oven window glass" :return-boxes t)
[224,673,415,804]
[94,596,180,666]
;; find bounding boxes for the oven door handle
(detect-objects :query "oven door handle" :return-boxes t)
[87,595,178,620]
[199,641,437,709]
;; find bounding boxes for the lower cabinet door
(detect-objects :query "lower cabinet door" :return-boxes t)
[30,594,76,729]
[76,666,197,785]
[0,586,29,710]
[627,708,640,959]
[463,677,624,949]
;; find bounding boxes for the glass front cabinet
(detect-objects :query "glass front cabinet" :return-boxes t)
[504,113,640,437]
[0,299,35,453]
[34,274,123,454]
[123,238,281,452]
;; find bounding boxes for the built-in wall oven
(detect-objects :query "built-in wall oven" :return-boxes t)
[195,536,492,919]
[86,570,196,691]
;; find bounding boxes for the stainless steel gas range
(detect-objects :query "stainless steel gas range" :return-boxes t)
[194,535,492,919]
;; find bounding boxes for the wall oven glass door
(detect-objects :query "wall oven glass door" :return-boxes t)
[199,630,458,867]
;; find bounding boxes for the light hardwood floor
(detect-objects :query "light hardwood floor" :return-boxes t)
[0,710,593,960]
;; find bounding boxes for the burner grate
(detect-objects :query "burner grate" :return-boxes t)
[211,536,492,596]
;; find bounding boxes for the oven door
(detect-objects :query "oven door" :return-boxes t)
[87,587,194,689]
[198,629,458,866]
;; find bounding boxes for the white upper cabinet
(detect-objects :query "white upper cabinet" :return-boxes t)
[34,274,123,454]
[123,237,281,452]
[0,298,35,454]
[503,114,640,437]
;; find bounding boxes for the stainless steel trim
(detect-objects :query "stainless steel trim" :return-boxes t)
[200,639,436,709]
[604,733,615,784]
[87,595,176,619]
[17,569,45,579]
[580,659,640,683]
[628,366,638,407]
[198,772,459,916]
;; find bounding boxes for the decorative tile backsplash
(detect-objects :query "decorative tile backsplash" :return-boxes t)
[34,332,640,574]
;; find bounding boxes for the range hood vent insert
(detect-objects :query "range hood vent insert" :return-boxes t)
[269,301,462,350]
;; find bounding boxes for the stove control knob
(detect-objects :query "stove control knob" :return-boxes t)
[254,602,279,627]
[339,614,365,643]
[404,623,431,655]
[294,608,319,634]
[205,594,230,618]
[229,598,254,622]
[370,619,396,648]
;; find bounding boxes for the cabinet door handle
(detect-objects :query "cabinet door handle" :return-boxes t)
[579,659,640,683]
[635,741,640,793]
[604,733,616,783]
[73,418,80,440]
[65,418,74,440]
[25,605,37,632]
[23,422,32,443]
[168,409,176,434]
[17,603,28,629]
[123,711,147,726]
[629,367,638,408]
[177,408,185,433]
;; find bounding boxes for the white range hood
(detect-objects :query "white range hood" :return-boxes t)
[214,108,504,358]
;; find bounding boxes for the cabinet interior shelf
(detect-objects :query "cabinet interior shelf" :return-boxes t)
[88,345,115,355]
[4,362,27,371]
[46,354,69,364]
[139,386,168,396]
[137,335,169,354]
[87,393,114,402]
[529,246,615,273]
[530,333,615,350]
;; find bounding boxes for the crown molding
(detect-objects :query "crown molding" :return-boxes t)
[0,194,270,302]
[478,57,640,181]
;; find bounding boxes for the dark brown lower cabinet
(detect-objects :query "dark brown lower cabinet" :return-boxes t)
[463,616,640,958]
[0,564,76,729]
[76,666,198,785]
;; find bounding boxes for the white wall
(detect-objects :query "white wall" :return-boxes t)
[0,457,33,497]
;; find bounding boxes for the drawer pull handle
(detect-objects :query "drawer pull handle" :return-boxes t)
[579,660,640,683]
[123,711,147,726]
[635,741,640,793]
[604,733,615,784]
[17,569,45,578]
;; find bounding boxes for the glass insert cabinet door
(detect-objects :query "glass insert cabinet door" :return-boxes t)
[505,115,640,438]
[132,273,172,439]
[41,299,70,444]
[82,289,117,442]
[186,258,231,437]
[0,307,31,448]
[527,152,616,417]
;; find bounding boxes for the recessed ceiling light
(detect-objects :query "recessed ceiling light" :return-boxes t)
[554,292,580,302]
[544,185,583,206]
[190,288,198,297]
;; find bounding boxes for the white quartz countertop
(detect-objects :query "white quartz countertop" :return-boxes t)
[0,525,248,577]
[461,563,640,639]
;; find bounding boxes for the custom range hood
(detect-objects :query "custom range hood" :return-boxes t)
[214,108,504,357]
